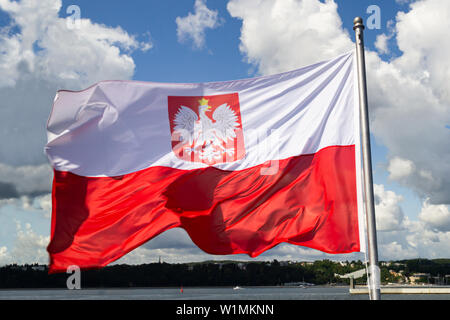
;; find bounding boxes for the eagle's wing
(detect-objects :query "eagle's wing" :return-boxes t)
[173,106,198,145]
[212,103,239,142]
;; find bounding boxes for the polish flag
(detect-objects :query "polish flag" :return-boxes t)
[45,51,365,273]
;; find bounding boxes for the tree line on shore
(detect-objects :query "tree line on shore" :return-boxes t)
[0,258,449,288]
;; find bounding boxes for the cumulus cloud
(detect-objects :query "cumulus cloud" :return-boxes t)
[0,0,149,89]
[374,184,405,232]
[387,157,415,181]
[374,33,391,55]
[227,0,353,75]
[368,0,450,205]
[419,200,450,232]
[176,0,223,49]
[0,246,9,265]
[379,241,417,260]
[374,19,395,55]
[0,194,52,265]
[10,221,49,265]
[0,0,151,167]
[394,0,450,104]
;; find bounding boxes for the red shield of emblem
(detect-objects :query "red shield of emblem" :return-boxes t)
[168,93,245,165]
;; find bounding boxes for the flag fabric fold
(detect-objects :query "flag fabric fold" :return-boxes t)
[45,51,365,273]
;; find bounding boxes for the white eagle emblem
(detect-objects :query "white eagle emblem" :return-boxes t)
[173,98,240,163]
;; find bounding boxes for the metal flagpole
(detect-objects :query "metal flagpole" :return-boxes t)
[353,17,381,300]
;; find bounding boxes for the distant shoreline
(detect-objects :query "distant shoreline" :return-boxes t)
[1,284,450,291]
[2,258,449,289]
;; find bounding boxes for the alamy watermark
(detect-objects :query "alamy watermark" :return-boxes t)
[366,5,381,30]
[66,4,81,30]
[66,265,81,289]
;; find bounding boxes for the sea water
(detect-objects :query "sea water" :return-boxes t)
[0,286,449,300]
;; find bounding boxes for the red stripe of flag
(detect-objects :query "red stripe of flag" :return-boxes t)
[47,145,359,273]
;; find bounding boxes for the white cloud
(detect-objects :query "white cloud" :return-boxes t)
[11,221,49,265]
[394,0,450,104]
[368,0,450,205]
[379,241,417,260]
[375,19,396,55]
[0,196,52,265]
[0,0,150,88]
[374,33,391,55]
[374,184,405,232]
[0,0,151,168]
[176,0,222,49]
[140,32,153,52]
[0,246,9,265]
[227,0,353,75]
[419,200,450,232]
[387,157,415,181]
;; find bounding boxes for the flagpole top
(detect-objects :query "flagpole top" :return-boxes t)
[353,17,364,30]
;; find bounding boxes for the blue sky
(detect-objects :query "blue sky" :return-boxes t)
[1,0,449,265]
[57,0,401,81]
[59,0,247,83]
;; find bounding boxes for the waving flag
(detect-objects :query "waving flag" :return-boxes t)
[45,51,365,273]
